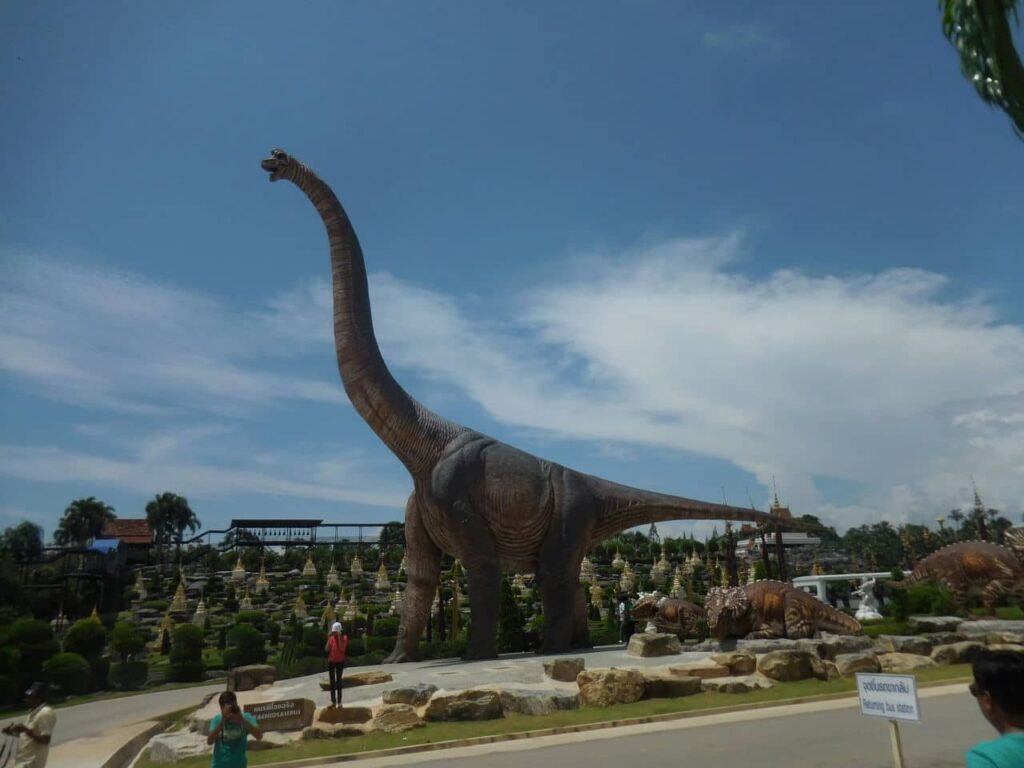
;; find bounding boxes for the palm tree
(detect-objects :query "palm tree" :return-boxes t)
[54,497,116,546]
[145,492,201,564]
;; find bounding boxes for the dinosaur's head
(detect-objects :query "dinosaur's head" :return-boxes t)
[704,586,750,640]
[261,148,297,182]
[630,594,660,620]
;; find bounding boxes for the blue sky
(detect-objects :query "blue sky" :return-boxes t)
[2,2,1022,542]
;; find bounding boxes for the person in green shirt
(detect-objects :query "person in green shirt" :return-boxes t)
[207,691,262,768]
[966,650,1024,768]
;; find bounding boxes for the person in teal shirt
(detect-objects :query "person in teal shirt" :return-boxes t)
[207,691,262,768]
[966,650,1024,768]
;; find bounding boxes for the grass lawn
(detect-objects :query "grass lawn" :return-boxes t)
[134,664,972,768]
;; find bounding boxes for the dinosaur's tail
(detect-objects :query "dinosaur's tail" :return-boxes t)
[816,601,864,636]
[587,476,816,545]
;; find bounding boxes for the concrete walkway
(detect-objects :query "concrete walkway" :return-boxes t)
[5,643,670,768]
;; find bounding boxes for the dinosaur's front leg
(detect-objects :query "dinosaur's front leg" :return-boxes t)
[384,495,440,663]
[783,606,816,639]
[747,625,783,639]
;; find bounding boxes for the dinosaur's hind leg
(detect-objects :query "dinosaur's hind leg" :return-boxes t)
[384,494,440,663]
[980,580,1007,617]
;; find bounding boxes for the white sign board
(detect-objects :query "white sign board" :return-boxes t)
[856,673,920,722]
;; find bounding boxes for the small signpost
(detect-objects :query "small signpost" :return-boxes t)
[856,672,921,768]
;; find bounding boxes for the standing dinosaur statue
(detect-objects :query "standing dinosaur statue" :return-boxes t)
[260,148,806,661]
[889,532,1024,616]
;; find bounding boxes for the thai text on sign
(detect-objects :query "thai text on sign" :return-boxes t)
[855,673,920,722]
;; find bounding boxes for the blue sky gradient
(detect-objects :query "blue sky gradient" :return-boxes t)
[2,2,1022,540]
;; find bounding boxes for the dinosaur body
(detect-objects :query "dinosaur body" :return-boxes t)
[630,595,704,640]
[705,581,863,640]
[892,539,1024,615]
[261,149,803,661]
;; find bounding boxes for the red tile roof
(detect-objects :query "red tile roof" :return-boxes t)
[102,519,153,545]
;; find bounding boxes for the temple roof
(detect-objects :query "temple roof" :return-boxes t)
[101,519,152,545]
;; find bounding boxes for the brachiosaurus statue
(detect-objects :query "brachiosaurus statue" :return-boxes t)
[261,148,802,661]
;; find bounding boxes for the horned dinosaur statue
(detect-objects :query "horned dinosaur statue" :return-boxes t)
[705,580,863,640]
[260,148,807,661]
[631,594,705,640]
[890,530,1024,616]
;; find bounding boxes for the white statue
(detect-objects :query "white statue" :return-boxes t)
[853,578,883,621]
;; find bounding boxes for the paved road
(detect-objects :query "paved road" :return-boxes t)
[343,685,992,768]
[0,682,224,746]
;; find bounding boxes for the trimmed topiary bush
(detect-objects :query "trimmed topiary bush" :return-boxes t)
[234,610,266,630]
[63,618,107,660]
[373,617,399,637]
[226,623,266,667]
[109,661,148,690]
[110,622,145,662]
[167,661,205,683]
[43,652,91,695]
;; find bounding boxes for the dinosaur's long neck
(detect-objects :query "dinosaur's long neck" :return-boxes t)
[588,480,793,545]
[283,162,455,473]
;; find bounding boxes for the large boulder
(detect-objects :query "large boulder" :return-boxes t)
[710,652,757,676]
[372,704,424,734]
[642,673,703,699]
[877,635,934,656]
[576,669,645,707]
[316,706,372,725]
[817,633,874,660]
[343,670,393,688]
[226,664,276,692]
[382,683,438,707]
[987,644,1024,653]
[756,650,826,682]
[627,632,682,657]
[922,631,965,646]
[737,638,824,657]
[543,657,585,682]
[247,731,296,751]
[148,732,212,763]
[956,620,1024,641]
[498,689,580,715]
[665,660,731,679]
[701,675,774,693]
[424,690,503,721]
[931,641,988,665]
[878,653,939,673]
[909,616,962,633]
[833,652,881,677]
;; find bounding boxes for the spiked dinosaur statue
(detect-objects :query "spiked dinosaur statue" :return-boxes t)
[260,149,806,661]
[890,530,1024,615]
[705,581,863,640]
[631,594,705,640]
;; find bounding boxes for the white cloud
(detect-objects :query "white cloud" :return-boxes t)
[0,442,409,509]
[0,254,344,415]
[702,23,787,54]
[5,240,1023,533]
[259,233,1024,530]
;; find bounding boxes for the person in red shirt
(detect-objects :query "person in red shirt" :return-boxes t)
[324,621,348,707]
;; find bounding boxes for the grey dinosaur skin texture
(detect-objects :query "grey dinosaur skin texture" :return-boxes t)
[261,149,805,661]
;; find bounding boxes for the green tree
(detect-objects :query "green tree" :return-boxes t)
[63,618,107,661]
[2,521,44,562]
[168,624,206,682]
[110,622,145,663]
[54,498,116,547]
[495,576,524,653]
[939,0,1024,137]
[145,492,201,548]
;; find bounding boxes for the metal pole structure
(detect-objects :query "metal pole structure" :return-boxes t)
[887,720,905,768]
